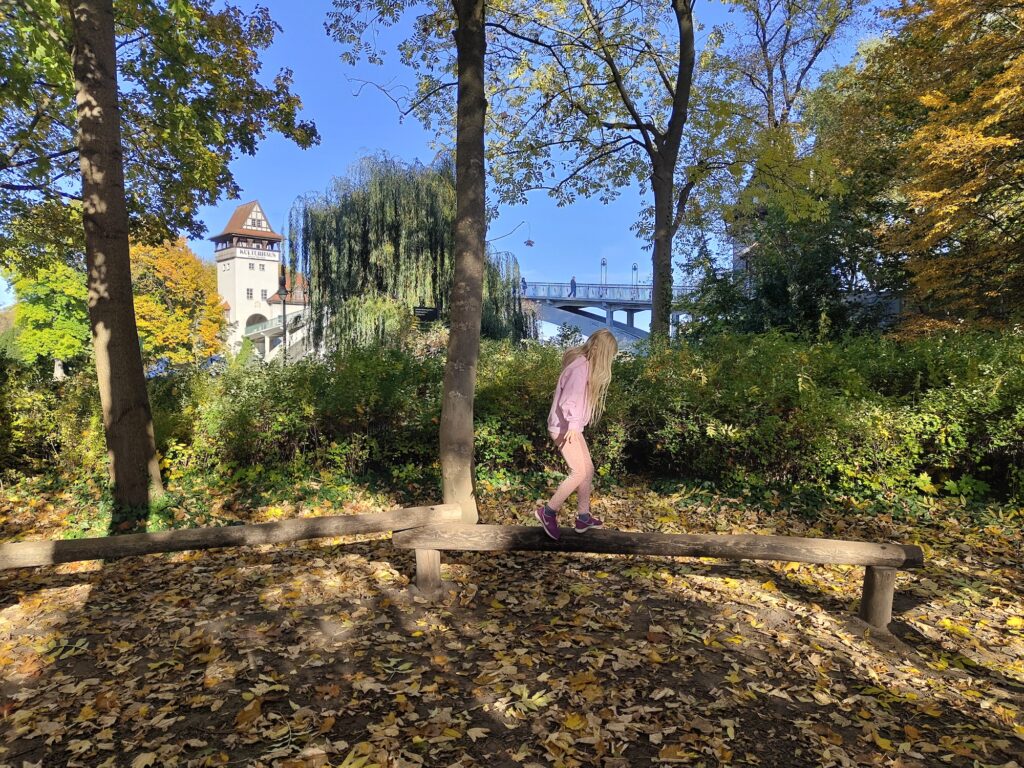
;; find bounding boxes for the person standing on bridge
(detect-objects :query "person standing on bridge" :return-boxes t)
[535,328,618,540]
[568,276,577,297]
[521,276,527,294]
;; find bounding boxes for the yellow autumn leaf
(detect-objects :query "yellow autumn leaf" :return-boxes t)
[338,743,381,768]
[872,731,894,750]
[564,712,586,731]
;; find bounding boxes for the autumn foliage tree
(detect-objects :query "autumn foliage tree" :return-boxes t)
[132,239,226,366]
[880,0,1024,326]
[5,238,226,371]
[2,0,317,517]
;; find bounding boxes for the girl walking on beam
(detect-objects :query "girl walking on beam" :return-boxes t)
[536,328,618,540]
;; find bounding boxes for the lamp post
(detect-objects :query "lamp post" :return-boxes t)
[276,279,288,365]
[277,222,289,365]
[276,284,288,364]
[632,262,638,286]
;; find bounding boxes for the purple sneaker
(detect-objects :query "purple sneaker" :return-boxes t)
[574,513,603,534]
[535,505,561,540]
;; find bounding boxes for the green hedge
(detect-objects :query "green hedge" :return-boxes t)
[3,331,1022,501]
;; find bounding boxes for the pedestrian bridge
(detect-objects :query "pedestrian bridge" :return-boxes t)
[241,280,696,357]
[521,281,694,344]
[243,309,310,361]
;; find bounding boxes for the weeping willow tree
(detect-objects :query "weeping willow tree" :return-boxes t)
[290,154,533,349]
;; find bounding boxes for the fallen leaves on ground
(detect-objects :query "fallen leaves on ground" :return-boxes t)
[0,483,1021,767]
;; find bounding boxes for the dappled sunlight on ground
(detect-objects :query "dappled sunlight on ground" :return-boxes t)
[0,483,1021,766]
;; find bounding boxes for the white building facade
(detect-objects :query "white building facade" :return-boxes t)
[213,201,306,356]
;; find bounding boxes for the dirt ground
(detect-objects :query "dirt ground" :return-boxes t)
[1,487,1022,767]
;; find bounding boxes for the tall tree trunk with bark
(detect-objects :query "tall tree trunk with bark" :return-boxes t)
[66,0,164,522]
[439,0,486,523]
[650,163,676,338]
[648,0,696,339]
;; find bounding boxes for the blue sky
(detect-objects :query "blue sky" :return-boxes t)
[0,0,877,310]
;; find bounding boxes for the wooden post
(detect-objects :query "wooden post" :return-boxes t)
[415,549,442,596]
[859,565,896,630]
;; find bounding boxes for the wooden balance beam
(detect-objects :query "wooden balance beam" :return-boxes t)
[392,524,925,630]
[0,504,462,570]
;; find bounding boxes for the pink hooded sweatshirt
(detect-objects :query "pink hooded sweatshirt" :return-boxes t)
[547,355,590,435]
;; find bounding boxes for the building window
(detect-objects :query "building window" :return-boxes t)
[259,264,265,271]
[249,262,255,271]
[246,288,253,300]
[260,289,268,300]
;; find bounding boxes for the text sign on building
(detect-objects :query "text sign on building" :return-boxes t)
[235,248,279,260]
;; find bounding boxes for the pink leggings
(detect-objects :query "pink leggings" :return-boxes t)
[547,431,594,515]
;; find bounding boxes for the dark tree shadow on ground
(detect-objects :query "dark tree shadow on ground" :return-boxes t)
[1,529,1021,767]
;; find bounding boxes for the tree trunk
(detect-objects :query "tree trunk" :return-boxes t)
[66,0,164,521]
[439,0,486,523]
[650,165,676,339]
[649,0,696,339]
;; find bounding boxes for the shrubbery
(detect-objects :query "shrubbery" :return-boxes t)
[2,330,1021,502]
[615,332,1024,499]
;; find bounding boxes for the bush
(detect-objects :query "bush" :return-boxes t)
[617,331,1024,498]
[5,329,1022,502]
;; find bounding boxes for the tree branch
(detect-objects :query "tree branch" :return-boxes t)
[347,75,457,118]
[580,0,659,155]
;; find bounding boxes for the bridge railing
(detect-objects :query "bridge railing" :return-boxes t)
[244,310,308,337]
[521,282,693,302]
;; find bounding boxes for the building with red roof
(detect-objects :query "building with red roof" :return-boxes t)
[213,201,307,356]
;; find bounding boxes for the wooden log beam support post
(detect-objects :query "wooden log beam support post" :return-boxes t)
[859,565,897,631]
[0,505,462,570]
[393,525,924,568]
[415,549,443,596]
[396,525,924,620]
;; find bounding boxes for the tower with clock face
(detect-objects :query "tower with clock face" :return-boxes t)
[212,201,285,352]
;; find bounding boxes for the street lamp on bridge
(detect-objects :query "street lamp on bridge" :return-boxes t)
[276,267,289,365]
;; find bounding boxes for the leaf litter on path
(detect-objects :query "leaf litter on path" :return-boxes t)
[0,484,1021,766]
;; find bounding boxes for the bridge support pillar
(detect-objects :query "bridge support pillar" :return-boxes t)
[605,306,613,327]
[669,312,682,338]
[626,310,635,329]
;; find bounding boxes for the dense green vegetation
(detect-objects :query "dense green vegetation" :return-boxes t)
[4,330,1021,521]
[291,152,534,350]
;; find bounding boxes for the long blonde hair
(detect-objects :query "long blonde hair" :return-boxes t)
[561,328,618,424]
